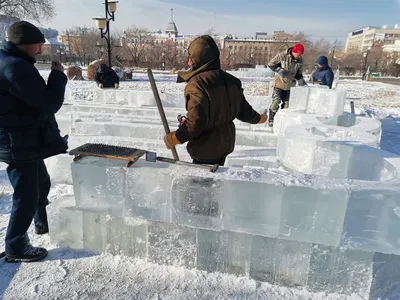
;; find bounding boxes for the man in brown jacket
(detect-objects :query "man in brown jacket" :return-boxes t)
[267,44,307,126]
[163,35,267,166]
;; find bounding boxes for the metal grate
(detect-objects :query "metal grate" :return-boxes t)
[69,143,146,167]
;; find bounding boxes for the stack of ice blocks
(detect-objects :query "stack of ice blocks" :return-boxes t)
[49,155,400,297]
[275,86,384,177]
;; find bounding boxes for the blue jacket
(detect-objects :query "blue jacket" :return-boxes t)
[312,56,334,89]
[0,41,68,163]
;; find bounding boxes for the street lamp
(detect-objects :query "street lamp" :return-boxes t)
[56,46,65,63]
[93,0,118,68]
[362,46,371,80]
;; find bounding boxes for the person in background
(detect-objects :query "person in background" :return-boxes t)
[311,55,334,89]
[163,35,267,166]
[94,63,120,88]
[267,44,306,126]
[0,21,68,262]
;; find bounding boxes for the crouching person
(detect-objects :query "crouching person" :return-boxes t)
[0,21,68,262]
[163,35,267,166]
[312,56,334,89]
[94,63,120,88]
[267,44,306,126]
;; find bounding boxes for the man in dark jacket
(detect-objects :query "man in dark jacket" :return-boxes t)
[0,21,68,262]
[163,35,267,166]
[267,44,306,126]
[312,56,334,89]
[94,63,120,88]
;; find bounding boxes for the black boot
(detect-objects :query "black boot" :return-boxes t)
[5,244,48,263]
[35,222,49,235]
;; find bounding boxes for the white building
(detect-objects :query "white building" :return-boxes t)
[345,25,400,53]
[382,39,400,53]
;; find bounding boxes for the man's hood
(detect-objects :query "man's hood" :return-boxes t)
[316,56,329,69]
[177,35,220,83]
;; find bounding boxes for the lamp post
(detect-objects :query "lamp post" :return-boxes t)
[56,45,66,63]
[93,0,118,68]
[362,46,371,80]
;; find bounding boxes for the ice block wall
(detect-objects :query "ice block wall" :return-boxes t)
[49,156,400,297]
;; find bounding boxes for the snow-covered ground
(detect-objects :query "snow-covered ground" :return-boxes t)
[1,73,400,300]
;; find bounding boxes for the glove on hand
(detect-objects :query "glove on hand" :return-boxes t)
[163,131,181,149]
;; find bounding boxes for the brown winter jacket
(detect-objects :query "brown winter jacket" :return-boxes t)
[175,35,262,160]
[268,48,304,91]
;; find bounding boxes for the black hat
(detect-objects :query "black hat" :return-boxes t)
[7,21,46,45]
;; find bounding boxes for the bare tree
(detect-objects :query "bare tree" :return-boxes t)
[65,26,101,65]
[0,0,55,22]
[122,27,154,67]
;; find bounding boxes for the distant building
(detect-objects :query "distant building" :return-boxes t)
[37,27,66,62]
[220,31,299,69]
[345,25,400,53]
[59,9,299,69]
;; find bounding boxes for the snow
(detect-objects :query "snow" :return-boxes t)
[1,72,400,299]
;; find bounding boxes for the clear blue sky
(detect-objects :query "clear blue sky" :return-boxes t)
[44,0,399,44]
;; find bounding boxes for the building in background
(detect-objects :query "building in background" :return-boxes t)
[345,25,400,53]
[58,9,299,69]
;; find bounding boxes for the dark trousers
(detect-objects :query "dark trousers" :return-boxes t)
[193,155,227,166]
[5,160,51,255]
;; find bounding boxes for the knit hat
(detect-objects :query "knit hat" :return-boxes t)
[7,21,45,45]
[292,44,305,54]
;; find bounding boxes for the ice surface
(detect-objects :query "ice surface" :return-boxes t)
[273,109,382,146]
[72,120,275,147]
[46,154,73,184]
[53,147,400,295]
[307,88,346,116]
[342,188,400,255]
[287,86,310,111]
[50,195,400,296]
[223,180,348,246]
[170,177,224,231]
[148,222,196,268]
[277,125,391,179]
[72,158,127,212]
[197,230,252,276]
[289,86,346,117]
[72,157,349,246]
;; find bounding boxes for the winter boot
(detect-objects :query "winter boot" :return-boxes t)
[35,222,49,235]
[5,244,48,263]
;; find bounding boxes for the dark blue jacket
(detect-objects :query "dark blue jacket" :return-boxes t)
[312,56,334,89]
[94,63,120,88]
[0,41,68,163]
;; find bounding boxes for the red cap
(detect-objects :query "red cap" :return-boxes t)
[292,44,304,54]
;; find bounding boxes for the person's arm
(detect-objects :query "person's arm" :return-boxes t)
[174,82,209,143]
[236,83,264,124]
[5,60,67,114]
[325,68,334,89]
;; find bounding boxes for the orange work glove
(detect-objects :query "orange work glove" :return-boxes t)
[258,112,268,124]
[163,131,181,149]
